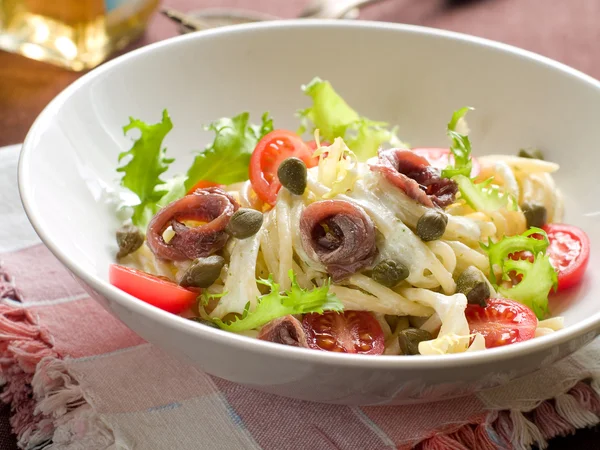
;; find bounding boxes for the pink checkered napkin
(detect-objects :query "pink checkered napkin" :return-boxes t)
[2,144,600,450]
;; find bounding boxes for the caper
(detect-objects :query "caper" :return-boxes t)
[188,317,220,329]
[398,328,433,355]
[456,266,490,307]
[116,224,144,258]
[179,255,225,288]
[226,208,264,239]
[372,259,410,287]
[277,157,307,195]
[416,209,448,242]
[518,148,544,160]
[521,202,548,228]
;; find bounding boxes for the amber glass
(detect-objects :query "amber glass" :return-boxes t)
[0,0,159,71]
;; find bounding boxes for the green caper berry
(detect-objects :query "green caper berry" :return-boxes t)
[398,328,433,355]
[518,148,544,160]
[372,259,410,287]
[188,317,220,329]
[179,255,225,288]
[456,266,490,307]
[116,224,144,258]
[521,202,548,228]
[416,209,448,242]
[277,157,307,195]
[226,208,264,239]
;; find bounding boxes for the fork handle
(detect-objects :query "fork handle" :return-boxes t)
[299,0,388,19]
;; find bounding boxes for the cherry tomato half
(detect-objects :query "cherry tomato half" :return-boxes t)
[465,298,537,348]
[412,147,480,178]
[109,264,198,314]
[186,180,223,195]
[249,130,317,205]
[302,311,385,355]
[543,224,590,291]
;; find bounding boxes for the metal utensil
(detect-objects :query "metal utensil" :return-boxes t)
[299,0,387,19]
[162,8,281,34]
[162,0,388,34]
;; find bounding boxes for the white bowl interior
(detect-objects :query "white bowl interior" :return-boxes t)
[21,22,600,350]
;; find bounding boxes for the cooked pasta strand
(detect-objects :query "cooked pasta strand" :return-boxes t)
[260,211,279,277]
[276,189,294,290]
[341,274,434,316]
[426,241,457,278]
[443,240,489,274]
[210,231,262,318]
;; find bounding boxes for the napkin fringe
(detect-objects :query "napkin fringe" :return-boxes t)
[32,357,115,449]
[0,297,115,449]
[0,302,56,449]
[415,381,600,450]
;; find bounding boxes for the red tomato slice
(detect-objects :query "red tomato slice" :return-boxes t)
[109,264,198,314]
[302,311,385,355]
[465,298,537,348]
[249,130,317,205]
[186,180,223,195]
[412,147,480,177]
[543,224,590,291]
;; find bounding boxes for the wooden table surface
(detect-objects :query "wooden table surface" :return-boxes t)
[2,0,600,449]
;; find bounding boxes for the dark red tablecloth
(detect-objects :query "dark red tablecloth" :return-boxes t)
[1,0,600,448]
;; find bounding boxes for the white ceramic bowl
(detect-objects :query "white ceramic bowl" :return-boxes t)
[19,21,600,405]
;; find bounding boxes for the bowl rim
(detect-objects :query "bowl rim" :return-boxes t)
[18,19,600,370]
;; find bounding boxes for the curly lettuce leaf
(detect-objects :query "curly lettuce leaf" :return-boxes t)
[299,77,359,138]
[498,254,558,319]
[117,110,174,229]
[346,119,398,161]
[298,77,400,161]
[185,112,273,190]
[482,227,549,275]
[442,107,474,178]
[454,175,518,213]
[482,228,557,319]
[157,174,187,208]
[213,270,343,332]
